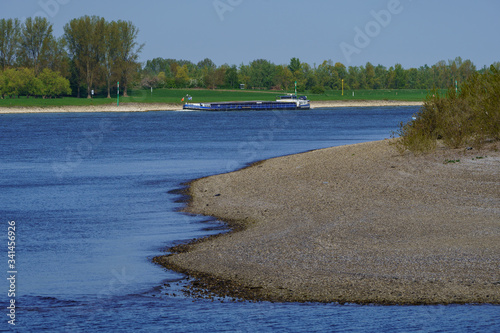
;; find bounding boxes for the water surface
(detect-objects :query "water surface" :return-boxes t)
[1,107,497,332]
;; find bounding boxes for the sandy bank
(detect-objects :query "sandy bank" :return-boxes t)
[0,100,422,114]
[155,140,500,304]
[311,100,423,108]
[0,102,182,114]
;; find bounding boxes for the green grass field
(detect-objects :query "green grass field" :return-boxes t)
[315,89,445,101]
[0,88,443,107]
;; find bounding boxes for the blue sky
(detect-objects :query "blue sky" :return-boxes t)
[2,0,499,69]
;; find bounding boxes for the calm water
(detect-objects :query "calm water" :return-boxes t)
[1,108,498,332]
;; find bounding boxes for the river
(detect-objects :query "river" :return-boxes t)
[0,107,498,332]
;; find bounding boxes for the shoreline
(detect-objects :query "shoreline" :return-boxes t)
[0,102,182,114]
[311,100,423,108]
[154,139,500,304]
[0,100,422,114]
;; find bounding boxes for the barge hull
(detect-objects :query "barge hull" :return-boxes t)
[183,101,310,111]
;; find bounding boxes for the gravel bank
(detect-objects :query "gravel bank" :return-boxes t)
[0,103,182,114]
[310,100,423,108]
[155,140,500,304]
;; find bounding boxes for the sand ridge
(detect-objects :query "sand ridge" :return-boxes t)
[0,100,422,114]
[155,140,500,304]
[0,102,182,114]
[311,100,423,108]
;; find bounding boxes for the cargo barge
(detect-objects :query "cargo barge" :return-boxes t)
[183,94,310,111]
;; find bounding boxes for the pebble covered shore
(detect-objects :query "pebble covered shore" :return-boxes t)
[155,140,500,304]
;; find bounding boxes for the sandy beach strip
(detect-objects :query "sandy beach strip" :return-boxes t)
[154,139,500,304]
[0,102,182,114]
[0,100,422,114]
[311,100,423,108]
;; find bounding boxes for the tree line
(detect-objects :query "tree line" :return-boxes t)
[142,56,497,93]
[2,16,499,99]
[0,17,70,98]
[0,67,70,99]
[0,16,142,99]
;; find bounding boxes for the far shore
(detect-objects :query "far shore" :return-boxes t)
[0,100,423,114]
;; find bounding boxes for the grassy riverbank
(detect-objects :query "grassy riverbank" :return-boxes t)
[0,88,438,108]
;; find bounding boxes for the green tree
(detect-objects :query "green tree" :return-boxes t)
[3,68,42,97]
[448,57,459,87]
[197,58,216,71]
[300,62,316,90]
[114,20,143,97]
[274,64,293,91]
[433,60,449,88]
[334,62,347,88]
[144,57,171,75]
[365,62,375,89]
[288,58,303,88]
[157,72,166,87]
[0,71,7,98]
[3,68,19,97]
[386,66,396,88]
[224,64,239,89]
[38,68,71,97]
[288,57,301,73]
[0,18,21,71]
[65,15,107,98]
[249,59,275,89]
[238,63,251,88]
[18,17,54,75]
[103,20,121,98]
[407,68,418,89]
[417,65,432,89]
[458,59,476,83]
[357,65,367,89]
[316,60,339,89]
[373,64,386,89]
[198,58,216,89]
[40,36,70,79]
[347,66,360,90]
[394,63,407,88]
[175,64,190,87]
[213,66,226,89]
[202,66,215,89]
